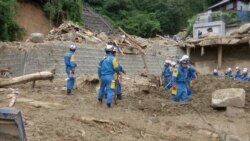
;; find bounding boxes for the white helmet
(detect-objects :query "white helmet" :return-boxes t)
[69,45,77,50]
[227,67,232,72]
[171,61,177,66]
[243,68,248,73]
[165,60,171,64]
[105,44,114,51]
[181,55,189,60]
[235,66,240,70]
[213,69,218,73]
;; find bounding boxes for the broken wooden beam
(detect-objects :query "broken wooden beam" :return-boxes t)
[0,70,55,88]
[118,27,146,55]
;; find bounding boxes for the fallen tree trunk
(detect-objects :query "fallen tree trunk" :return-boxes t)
[0,71,54,88]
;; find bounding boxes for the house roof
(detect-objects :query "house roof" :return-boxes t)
[207,0,231,10]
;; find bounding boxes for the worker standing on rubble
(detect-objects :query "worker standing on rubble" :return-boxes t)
[234,66,241,80]
[162,60,172,90]
[180,55,197,97]
[171,58,189,104]
[225,67,233,79]
[64,45,77,95]
[98,44,120,107]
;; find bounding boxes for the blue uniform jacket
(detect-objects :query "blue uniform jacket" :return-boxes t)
[225,71,233,78]
[241,74,249,81]
[172,64,188,84]
[64,51,76,72]
[234,71,241,80]
[162,65,172,80]
[187,65,197,81]
[98,54,119,78]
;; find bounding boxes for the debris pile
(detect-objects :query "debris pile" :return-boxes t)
[45,21,102,44]
[184,23,250,48]
[45,21,181,55]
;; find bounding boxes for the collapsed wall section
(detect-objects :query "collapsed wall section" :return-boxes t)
[0,42,184,77]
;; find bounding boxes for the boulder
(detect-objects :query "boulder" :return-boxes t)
[28,33,44,43]
[212,88,245,108]
[238,23,250,34]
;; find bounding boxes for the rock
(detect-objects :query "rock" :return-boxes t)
[226,106,245,117]
[97,32,108,41]
[238,23,250,34]
[226,135,242,141]
[28,33,44,43]
[212,88,245,108]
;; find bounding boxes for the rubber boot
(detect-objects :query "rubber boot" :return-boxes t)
[107,103,111,108]
[117,94,122,100]
[98,98,103,104]
[67,89,71,95]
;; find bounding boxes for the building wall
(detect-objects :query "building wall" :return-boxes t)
[0,42,184,77]
[190,46,250,74]
[193,21,225,39]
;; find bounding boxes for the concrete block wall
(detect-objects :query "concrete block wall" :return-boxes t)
[0,42,184,77]
[0,47,26,76]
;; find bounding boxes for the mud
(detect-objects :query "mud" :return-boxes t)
[0,75,250,141]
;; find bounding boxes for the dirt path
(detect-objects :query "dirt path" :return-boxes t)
[0,75,250,141]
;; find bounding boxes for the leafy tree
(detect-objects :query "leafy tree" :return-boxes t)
[119,12,161,37]
[44,0,83,26]
[85,0,220,37]
[0,0,25,41]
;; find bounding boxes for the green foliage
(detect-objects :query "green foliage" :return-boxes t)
[0,0,25,41]
[119,12,161,37]
[211,11,240,25]
[186,15,197,37]
[44,0,83,26]
[86,0,214,37]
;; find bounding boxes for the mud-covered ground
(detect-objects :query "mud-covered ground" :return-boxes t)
[0,75,250,141]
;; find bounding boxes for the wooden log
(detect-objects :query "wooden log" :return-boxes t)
[0,71,54,88]
[118,27,146,55]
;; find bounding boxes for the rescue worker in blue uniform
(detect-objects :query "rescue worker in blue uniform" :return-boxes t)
[225,67,233,79]
[213,69,219,77]
[241,68,249,81]
[181,55,197,97]
[64,45,77,95]
[98,44,120,107]
[162,60,172,90]
[234,66,241,80]
[171,58,189,104]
